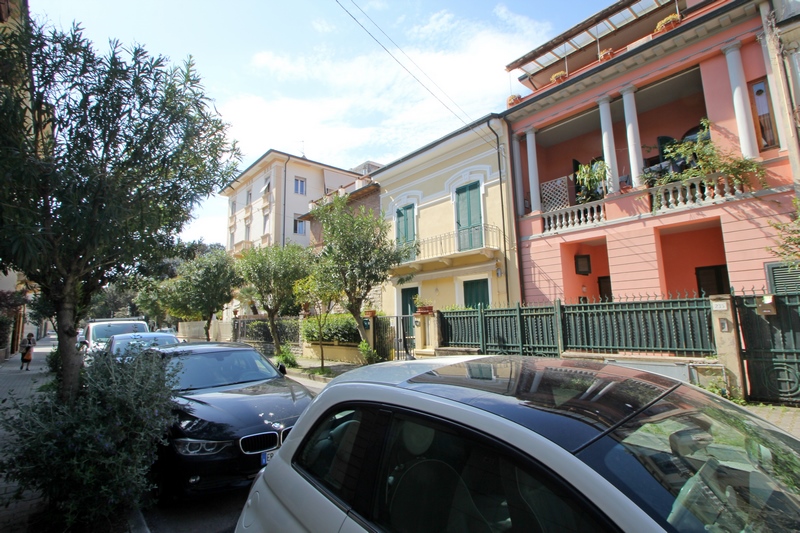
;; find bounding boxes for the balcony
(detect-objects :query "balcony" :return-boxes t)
[230,240,255,257]
[393,224,505,275]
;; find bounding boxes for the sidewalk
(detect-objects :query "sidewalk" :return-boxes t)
[0,335,52,533]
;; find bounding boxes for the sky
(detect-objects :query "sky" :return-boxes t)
[29,0,606,245]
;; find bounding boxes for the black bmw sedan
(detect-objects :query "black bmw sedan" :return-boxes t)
[154,342,314,498]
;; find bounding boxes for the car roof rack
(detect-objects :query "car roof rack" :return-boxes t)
[87,316,146,323]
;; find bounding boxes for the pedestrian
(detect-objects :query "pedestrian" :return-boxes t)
[20,333,35,371]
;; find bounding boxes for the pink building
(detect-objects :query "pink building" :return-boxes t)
[504,0,799,303]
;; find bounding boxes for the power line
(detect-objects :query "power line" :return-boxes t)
[335,0,498,150]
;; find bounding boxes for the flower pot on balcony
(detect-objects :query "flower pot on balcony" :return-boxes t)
[550,71,568,85]
[654,14,681,34]
[507,94,521,107]
[363,310,376,318]
[598,48,614,62]
[416,306,434,315]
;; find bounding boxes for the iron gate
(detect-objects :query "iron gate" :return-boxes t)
[734,292,800,403]
[374,315,415,361]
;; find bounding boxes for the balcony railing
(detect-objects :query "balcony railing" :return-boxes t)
[542,199,606,233]
[232,240,255,254]
[649,174,744,213]
[405,224,504,264]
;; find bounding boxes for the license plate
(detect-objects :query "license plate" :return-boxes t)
[261,451,274,466]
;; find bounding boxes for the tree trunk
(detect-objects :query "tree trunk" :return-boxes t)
[55,301,81,405]
[204,316,212,342]
[267,310,282,354]
[352,309,367,342]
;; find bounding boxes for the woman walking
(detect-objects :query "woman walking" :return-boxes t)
[20,333,35,371]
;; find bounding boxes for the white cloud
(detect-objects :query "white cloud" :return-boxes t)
[312,18,336,33]
[185,4,552,244]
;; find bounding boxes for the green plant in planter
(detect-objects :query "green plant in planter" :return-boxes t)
[412,294,433,308]
[573,161,608,203]
[660,119,766,188]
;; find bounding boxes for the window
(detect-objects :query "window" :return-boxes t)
[246,189,252,206]
[231,200,237,214]
[396,204,416,261]
[294,216,306,235]
[456,182,483,251]
[263,213,270,234]
[749,79,778,150]
[695,265,729,296]
[767,262,800,293]
[244,222,251,242]
[294,404,612,532]
[464,279,489,309]
[295,405,385,507]
[294,177,306,196]
[229,230,235,249]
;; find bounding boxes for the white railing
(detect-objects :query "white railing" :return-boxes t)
[542,199,606,233]
[404,224,503,263]
[649,174,743,213]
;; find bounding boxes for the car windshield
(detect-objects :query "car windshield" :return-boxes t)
[111,335,178,355]
[579,384,800,532]
[168,349,281,391]
[91,323,147,343]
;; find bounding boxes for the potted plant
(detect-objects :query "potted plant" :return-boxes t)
[413,294,434,314]
[599,48,614,62]
[507,94,522,106]
[362,299,377,318]
[655,13,681,33]
[571,161,609,203]
[550,70,568,84]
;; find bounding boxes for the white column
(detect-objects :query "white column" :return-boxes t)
[526,128,542,213]
[597,96,619,194]
[621,86,645,187]
[758,28,788,149]
[722,42,760,159]
[512,134,524,215]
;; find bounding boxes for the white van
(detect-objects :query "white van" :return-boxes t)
[79,318,149,352]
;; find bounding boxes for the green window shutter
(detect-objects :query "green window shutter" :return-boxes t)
[767,263,800,293]
[456,182,482,251]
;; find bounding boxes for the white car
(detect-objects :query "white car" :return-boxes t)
[79,319,149,352]
[236,355,800,532]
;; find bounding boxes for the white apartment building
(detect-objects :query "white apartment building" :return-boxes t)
[222,150,361,253]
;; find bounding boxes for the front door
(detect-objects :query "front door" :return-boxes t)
[401,288,418,316]
[464,279,489,309]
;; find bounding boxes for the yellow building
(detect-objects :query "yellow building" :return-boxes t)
[375,115,520,314]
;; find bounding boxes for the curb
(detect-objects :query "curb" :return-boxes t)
[285,367,338,384]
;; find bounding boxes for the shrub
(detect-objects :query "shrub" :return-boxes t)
[274,344,298,368]
[0,351,177,531]
[301,314,360,343]
[244,317,300,343]
[358,341,382,365]
[46,345,62,376]
[0,315,11,349]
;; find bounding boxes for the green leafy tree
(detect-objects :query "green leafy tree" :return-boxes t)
[162,249,241,341]
[0,20,240,402]
[134,278,170,329]
[311,195,418,341]
[85,282,138,319]
[294,257,343,371]
[237,244,312,354]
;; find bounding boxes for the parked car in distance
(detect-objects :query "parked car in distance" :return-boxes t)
[157,327,177,335]
[102,332,180,360]
[79,318,149,352]
[236,355,800,533]
[153,342,315,500]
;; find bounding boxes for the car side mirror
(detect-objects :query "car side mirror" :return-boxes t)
[278,363,287,375]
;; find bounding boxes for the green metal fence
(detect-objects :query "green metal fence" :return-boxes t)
[441,297,715,357]
[734,292,800,403]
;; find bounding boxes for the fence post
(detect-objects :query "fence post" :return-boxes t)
[478,305,486,354]
[516,303,524,355]
[709,294,746,399]
[554,299,564,356]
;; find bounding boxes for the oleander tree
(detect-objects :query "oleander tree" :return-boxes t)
[0,19,240,403]
[294,256,343,371]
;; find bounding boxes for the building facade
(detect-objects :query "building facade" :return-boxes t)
[503,0,798,303]
[221,150,360,254]
[374,116,521,314]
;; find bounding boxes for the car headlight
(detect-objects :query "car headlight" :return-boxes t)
[173,438,233,456]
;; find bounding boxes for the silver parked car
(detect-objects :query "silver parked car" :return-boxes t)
[236,355,800,532]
